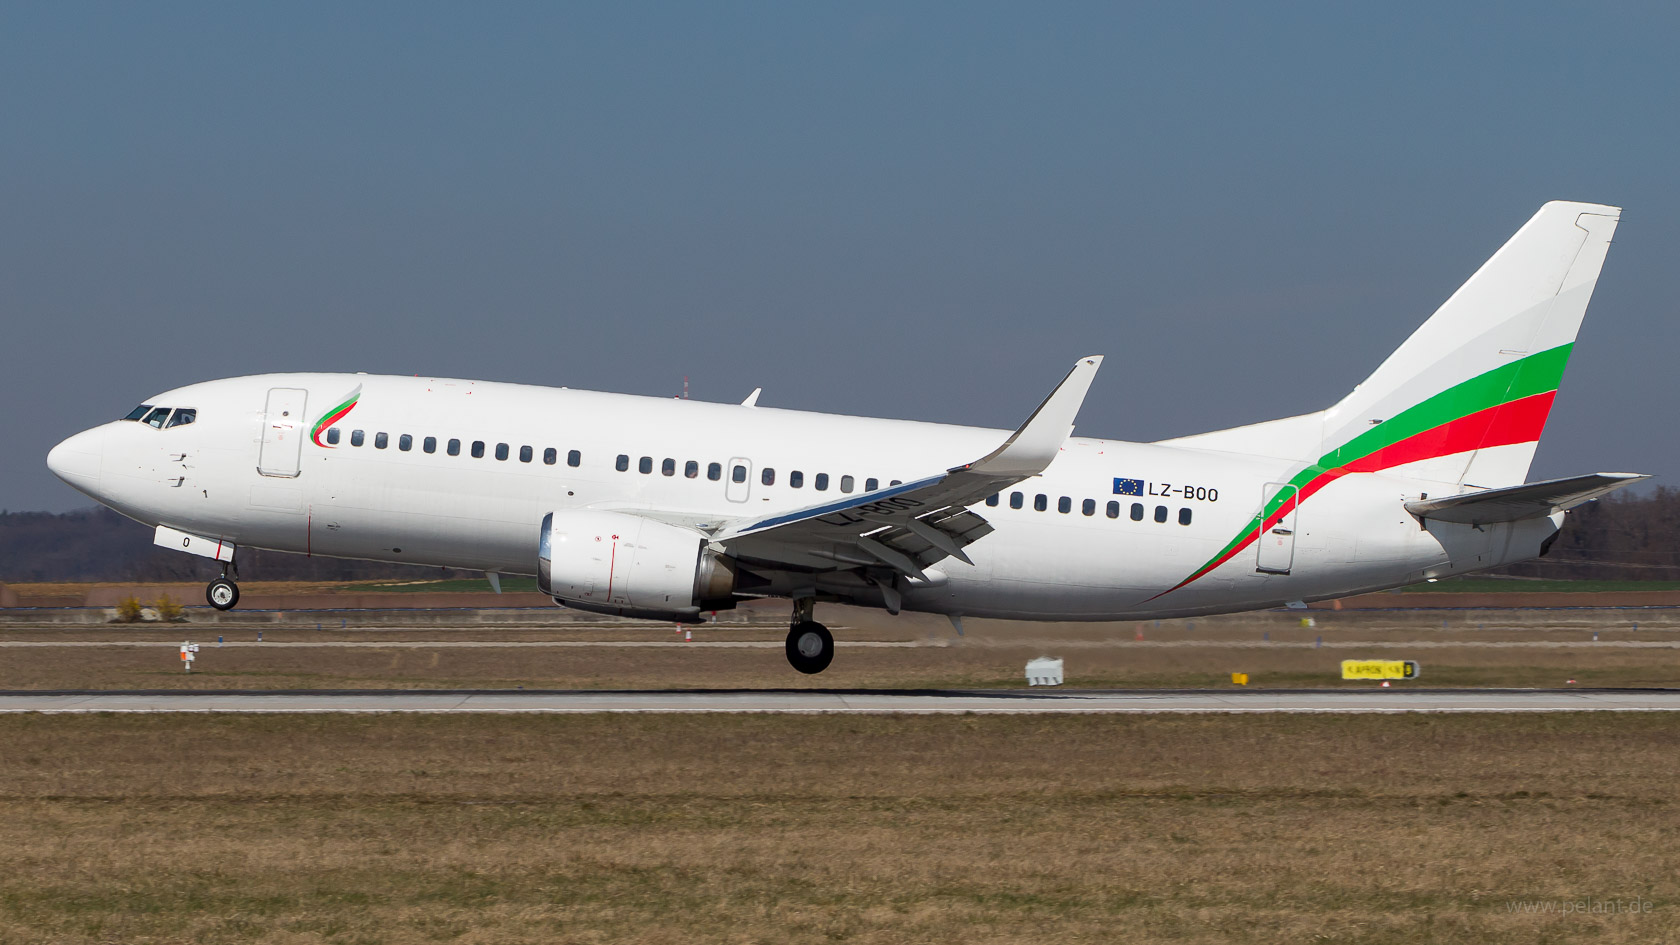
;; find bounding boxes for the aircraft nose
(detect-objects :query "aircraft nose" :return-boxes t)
[46,427,105,496]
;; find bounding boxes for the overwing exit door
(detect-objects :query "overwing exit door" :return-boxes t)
[258,388,309,478]
[1256,482,1298,574]
[725,457,752,503]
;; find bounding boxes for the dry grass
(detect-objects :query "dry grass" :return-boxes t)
[3,612,1680,691]
[0,713,1677,943]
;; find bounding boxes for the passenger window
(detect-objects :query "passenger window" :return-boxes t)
[840,475,854,493]
[732,465,747,483]
[471,441,485,459]
[1106,501,1120,519]
[866,478,879,491]
[616,454,629,472]
[568,450,581,467]
[399,434,412,451]
[351,430,365,447]
[662,458,676,476]
[1154,505,1168,523]
[423,436,437,454]
[124,404,154,421]
[165,408,196,428]
[144,407,171,428]
[790,471,804,488]
[815,473,829,491]
[326,428,341,445]
[448,438,461,456]
[519,445,533,463]
[707,462,722,481]
[1010,492,1024,509]
[543,448,556,465]
[1058,497,1071,514]
[986,494,999,507]
[685,460,699,478]
[639,456,652,474]
[1082,499,1096,516]
[890,480,902,486]
[1179,507,1193,526]
[495,443,509,461]
[375,432,388,449]
[762,468,776,486]
[1034,494,1047,512]
[1131,503,1144,521]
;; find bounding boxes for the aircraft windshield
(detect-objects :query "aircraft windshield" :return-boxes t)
[122,405,197,429]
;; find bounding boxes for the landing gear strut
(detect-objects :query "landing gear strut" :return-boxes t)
[785,598,833,674]
[207,564,240,611]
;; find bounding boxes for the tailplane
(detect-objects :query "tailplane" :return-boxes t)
[1163,201,1621,488]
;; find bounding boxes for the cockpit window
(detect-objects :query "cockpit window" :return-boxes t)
[142,407,171,429]
[165,408,197,428]
[123,404,154,421]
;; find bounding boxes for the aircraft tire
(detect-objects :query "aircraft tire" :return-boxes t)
[207,578,240,611]
[786,620,834,674]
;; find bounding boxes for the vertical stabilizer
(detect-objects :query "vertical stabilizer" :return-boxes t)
[1318,201,1619,487]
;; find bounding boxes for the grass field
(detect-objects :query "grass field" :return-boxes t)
[3,606,1679,691]
[1,712,1675,944]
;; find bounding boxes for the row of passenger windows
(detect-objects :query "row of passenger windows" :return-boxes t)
[326,428,582,467]
[613,455,898,493]
[986,492,1195,526]
[320,430,1185,524]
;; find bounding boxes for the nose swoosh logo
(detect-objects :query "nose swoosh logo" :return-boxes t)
[311,385,362,448]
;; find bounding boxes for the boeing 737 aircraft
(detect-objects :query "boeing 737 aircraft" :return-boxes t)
[47,202,1645,673]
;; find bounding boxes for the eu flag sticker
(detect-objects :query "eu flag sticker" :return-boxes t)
[1113,477,1144,496]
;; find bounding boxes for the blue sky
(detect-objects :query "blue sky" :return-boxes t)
[4,2,1677,511]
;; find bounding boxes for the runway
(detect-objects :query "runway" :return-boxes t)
[5,687,1680,713]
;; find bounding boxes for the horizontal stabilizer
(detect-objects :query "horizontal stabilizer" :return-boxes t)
[1404,472,1648,526]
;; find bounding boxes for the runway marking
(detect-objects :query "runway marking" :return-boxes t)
[4,688,1680,714]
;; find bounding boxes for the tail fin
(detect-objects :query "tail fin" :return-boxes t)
[1164,201,1620,488]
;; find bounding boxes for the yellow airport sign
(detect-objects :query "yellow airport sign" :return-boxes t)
[1342,659,1420,681]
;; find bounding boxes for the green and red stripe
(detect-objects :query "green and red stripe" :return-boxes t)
[311,385,362,448]
[1156,343,1572,597]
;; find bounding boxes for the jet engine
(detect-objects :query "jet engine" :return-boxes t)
[537,510,738,621]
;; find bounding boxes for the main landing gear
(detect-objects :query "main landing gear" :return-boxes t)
[206,567,240,611]
[785,598,834,675]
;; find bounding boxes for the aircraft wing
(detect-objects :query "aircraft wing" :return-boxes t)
[713,356,1103,579]
[1404,472,1648,526]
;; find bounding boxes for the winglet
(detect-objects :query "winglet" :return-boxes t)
[957,356,1103,479]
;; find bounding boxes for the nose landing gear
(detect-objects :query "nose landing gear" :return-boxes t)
[207,566,240,611]
[785,598,833,674]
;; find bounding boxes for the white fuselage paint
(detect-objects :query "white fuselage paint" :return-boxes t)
[58,373,1558,621]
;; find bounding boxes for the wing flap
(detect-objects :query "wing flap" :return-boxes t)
[717,356,1101,576]
[1404,472,1648,525]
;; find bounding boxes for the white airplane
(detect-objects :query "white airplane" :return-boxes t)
[48,201,1645,673]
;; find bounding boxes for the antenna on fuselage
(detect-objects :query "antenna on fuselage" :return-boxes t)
[741,388,762,408]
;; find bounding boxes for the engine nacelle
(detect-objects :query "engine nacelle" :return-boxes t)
[537,510,737,620]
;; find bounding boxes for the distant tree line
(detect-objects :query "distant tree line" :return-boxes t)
[3,490,1677,583]
[1501,486,1680,581]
